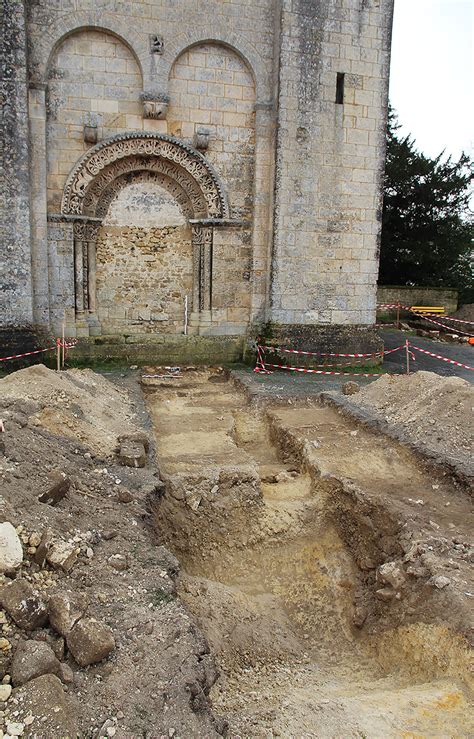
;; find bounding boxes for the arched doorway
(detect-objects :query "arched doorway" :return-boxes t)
[60,132,229,336]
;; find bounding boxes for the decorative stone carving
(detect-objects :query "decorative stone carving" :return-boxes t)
[72,221,100,316]
[84,158,207,219]
[140,92,169,120]
[194,128,210,151]
[149,34,164,54]
[61,132,229,219]
[191,225,213,311]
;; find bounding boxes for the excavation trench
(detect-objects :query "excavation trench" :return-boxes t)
[145,370,473,737]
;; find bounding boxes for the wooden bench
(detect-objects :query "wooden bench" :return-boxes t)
[410,306,446,316]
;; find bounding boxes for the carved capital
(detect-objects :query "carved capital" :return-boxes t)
[140,92,170,120]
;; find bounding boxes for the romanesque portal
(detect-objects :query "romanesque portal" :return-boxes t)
[1,2,394,359]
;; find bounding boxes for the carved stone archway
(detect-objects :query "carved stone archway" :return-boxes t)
[59,132,230,332]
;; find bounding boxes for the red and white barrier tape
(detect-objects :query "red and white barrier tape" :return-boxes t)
[0,339,78,364]
[257,344,405,359]
[254,341,472,376]
[428,314,474,326]
[410,313,473,337]
[263,362,387,378]
[377,303,410,310]
[410,345,474,370]
[377,304,474,333]
[0,345,56,363]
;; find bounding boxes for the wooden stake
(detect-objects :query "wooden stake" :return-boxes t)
[61,321,65,368]
[405,339,410,375]
[396,302,400,330]
[56,338,61,372]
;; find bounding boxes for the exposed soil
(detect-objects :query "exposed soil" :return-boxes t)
[0,365,223,737]
[0,364,472,737]
[326,370,473,479]
[146,369,473,737]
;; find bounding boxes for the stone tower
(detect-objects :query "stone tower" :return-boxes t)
[0,0,394,361]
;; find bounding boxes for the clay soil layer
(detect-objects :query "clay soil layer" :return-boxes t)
[146,369,473,738]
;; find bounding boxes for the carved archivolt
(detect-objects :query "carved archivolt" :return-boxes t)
[61,132,229,219]
[87,161,203,220]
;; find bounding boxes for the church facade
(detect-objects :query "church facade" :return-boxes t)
[1,0,394,360]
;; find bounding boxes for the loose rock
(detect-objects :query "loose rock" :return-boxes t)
[0,683,12,701]
[12,674,79,738]
[46,540,79,573]
[12,640,61,687]
[66,618,115,667]
[0,523,23,574]
[48,593,88,637]
[377,561,406,591]
[108,554,128,572]
[118,440,147,468]
[38,471,70,506]
[0,579,47,631]
[431,575,451,589]
[342,381,360,396]
[6,721,25,736]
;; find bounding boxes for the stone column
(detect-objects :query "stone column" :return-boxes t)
[28,83,50,326]
[73,222,86,316]
[191,224,213,311]
[189,224,213,333]
[86,224,99,314]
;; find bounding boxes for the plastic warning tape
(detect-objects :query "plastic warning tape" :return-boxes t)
[258,343,405,359]
[431,314,474,326]
[263,362,387,377]
[0,338,78,363]
[0,345,57,363]
[410,344,474,370]
[411,312,473,337]
[377,303,410,310]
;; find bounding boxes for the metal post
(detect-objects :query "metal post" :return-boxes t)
[405,339,410,375]
[184,295,188,335]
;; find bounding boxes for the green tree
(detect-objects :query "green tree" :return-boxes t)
[379,107,474,303]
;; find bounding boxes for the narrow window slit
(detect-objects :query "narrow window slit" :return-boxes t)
[336,73,345,104]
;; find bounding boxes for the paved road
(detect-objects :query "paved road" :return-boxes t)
[379,329,473,382]
[233,329,473,399]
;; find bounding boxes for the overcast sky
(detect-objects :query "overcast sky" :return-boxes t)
[389,0,474,161]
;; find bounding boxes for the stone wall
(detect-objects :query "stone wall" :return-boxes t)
[95,180,192,335]
[168,43,256,219]
[271,0,394,329]
[377,287,459,315]
[0,0,33,327]
[46,29,144,211]
[0,0,395,359]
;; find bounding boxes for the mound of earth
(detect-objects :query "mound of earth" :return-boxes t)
[0,364,140,456]
[0,365,223,737]
[345,371,473,475]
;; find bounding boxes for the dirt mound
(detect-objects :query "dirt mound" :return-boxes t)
[453,303,474,321]
[349,371,473,472]
[0,367,222,737]
[0,365,140,456]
